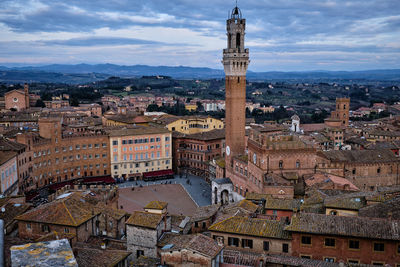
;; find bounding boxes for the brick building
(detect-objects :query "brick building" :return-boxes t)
[5,84,30,111]
[16,116,111,191]
[108,126,172,180]
[173,129,225,179]
[286,213,400,265]
[316,149,400,190]
[16,193,100,243]
[209,216,292,255]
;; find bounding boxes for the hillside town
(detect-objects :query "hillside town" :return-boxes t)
[1,5,400,267]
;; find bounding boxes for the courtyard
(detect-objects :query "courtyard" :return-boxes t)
[118,175,211,216]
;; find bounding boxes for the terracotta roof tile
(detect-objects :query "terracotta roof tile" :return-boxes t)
[209,216,291,239]
[285,213,400,240]
[16,193,98,227]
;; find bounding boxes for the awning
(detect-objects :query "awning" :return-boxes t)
[143,169,174,178]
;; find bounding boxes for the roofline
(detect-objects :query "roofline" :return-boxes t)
[16,213,99,227]
[208,229,291,240]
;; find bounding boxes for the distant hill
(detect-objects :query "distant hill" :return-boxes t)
[0,64,399,83]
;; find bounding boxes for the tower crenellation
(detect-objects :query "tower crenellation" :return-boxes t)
[222,6,250,77]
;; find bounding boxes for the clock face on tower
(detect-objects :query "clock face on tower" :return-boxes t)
[226,146,231,156]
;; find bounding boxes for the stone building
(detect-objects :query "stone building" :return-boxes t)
[5,84,30,111]
[173,129,225,180]
[126,208,171,259]
[285,213,400,265]
[209,215,291,255]
[108,126,172,180]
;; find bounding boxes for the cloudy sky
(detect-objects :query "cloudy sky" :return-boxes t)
[1,0,400,71]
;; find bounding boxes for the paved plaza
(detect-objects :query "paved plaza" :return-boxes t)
[118,174,212,216]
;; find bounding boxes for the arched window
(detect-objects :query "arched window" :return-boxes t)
[279,160,283,169]
[236,33,241,48]
[296,160,300,169]
[377,167,381,174]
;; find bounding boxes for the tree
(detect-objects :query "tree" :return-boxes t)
[70,97,79,107]
[35,99,46,108]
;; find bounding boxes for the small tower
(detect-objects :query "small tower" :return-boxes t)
[223,4,250,168]
[331,98,350,127]
[24,83,30,109]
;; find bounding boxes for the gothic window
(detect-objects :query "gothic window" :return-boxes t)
[296,160,300,169]
[279,160,283,169]
[236,33,241,48]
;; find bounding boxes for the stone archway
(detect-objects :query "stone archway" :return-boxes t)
[221,189,229,205]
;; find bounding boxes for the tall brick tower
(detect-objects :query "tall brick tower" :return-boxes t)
[331,98,350,127]
[223,5,249,168]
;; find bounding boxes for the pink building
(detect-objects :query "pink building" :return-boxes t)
[0,151,18,195]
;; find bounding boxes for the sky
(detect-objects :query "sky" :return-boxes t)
[0,0,400,71]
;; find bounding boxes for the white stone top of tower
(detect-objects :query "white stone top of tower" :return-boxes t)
[222,5,250,76]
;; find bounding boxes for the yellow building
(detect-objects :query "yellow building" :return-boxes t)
[108,126,172,180]
[158,115,224,134]
[185,104,197,112]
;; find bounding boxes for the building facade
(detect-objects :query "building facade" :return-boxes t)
[16,117,111,191]
[0,151,18,195]
[108,127,172,180]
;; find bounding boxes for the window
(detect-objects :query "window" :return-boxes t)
[348,260,360,264]
[373,242,385,252]
[112,141,118,146]
[296,160,300,168]
[228,237,239,247]
[263,241,269,251]
[242,239,253,249]
[282,243,289,253]
[64,228,70,233]
[26,223,31,230]
[279,160,283,169]
[330,210,338,215]
[137,250,144,258]
[377,167,381,174]
[300,255,311,259]
[349,240,359,250]
[301,236,312,245]
[325,238,335,247]
[42,224,50,232]
[324,257,335,263]
[398,244,400,254]
[371,262,384,266]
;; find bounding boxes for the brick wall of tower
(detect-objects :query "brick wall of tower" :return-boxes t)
[331,98,350,127]
[225,76,246,166]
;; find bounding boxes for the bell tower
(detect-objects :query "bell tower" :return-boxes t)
[223,5,249,168]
